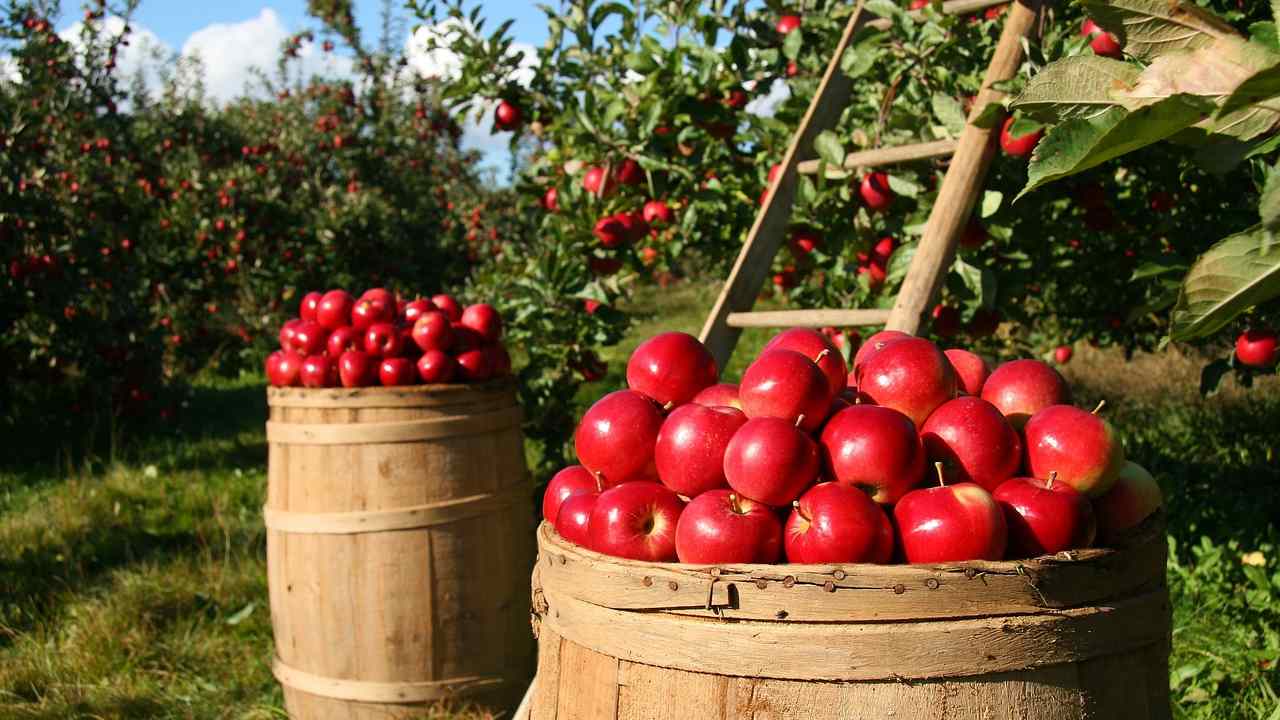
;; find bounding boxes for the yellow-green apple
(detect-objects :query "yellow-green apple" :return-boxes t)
[655,404,747,497]
[740,349,830,432]
[921,397,1022,491]
[626,331,719,408]
[893,472,1007,563]
[994,474,1096,558]
[856,336,957,427]
[675,490,782,563]
[543,465,601,524]
[724,417,819,506]
[762,328,847,397]
[819,405,925,504]
[980,359,1071,428]
[1093,461,1163,543]
[691,383,741,409]
[1024,404,1125,497]
[943,348,990,396]
[784,482,884,563]
[555,491,598,547]
[588,481,684,561]
[575,390,664,485]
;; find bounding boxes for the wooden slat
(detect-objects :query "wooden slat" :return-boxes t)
[698,0,870,371]
[726,308,893,329]
[796,138,957,176]
[886,0,1044,333]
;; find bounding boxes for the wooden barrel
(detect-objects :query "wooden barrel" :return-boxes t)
[529,517,1171,720]
[266,379,535,719]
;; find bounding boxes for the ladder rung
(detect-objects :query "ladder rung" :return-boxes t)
[726,308,893,329]
[797,139,957,176]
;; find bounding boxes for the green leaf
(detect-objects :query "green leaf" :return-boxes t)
[1199,358,1232,397]
[783,29,804,60]
[797,175,817,205]
[886,174,921,198]
[931,93,966,135]
[970,102,1005,129]
[981,190,1003,218]
[1131,258,1187,280]
[886,242,916,287]
[1260,162,1280,231]
[1217,60,1280,118]
[1273,0,1280,29]
[1169,224,1280,341]
[225,602,256,626]
[590,2,632,30]
[625,51,657,74]
[813,130,846,167]
[1080,0,1242,62]
[1012,55,1141,122]
[1250,21,1279,50]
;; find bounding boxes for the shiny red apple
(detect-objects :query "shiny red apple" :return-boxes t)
[785,482,885,563]
[411,311,454,353]
[944,348,990,396]
[675,490,782,564]
[338,350,375,388]
[401,298,435,325]
[999,116,1042,158]
[691,383,741,409]
[1093,461,1163,543]
[588,481,684,561]
[856,336,957,427]
[326,325,360,357]
[980,358,1071,428]
[543,465,601,524]
[575,389,664,485]
[655,404,747,497]
[555,491,598,547]
[894,476,1007,563]
[455,349,492,381]
[301,354,337,388]
[724,416,820,506]
[1236,327,1278,368]
[431,293,463,321]
[994,474,1096,558]
[921,396,1022,492]
[351,295,394,331]
[299,291,323,323]
[625,331,718,408]
[819,404,926,504]
[291,320,328,357]
[266,350,304,387]
[364,322,405,358]
[762,328,846,398]
[417,349,457,384]
[315,289,354,330]
[740,349,830,433]
[859,172,894,212]
[1024,404,1126,496]
[460,303,502,343]
[378,357,416,386]
[851,329,910,373]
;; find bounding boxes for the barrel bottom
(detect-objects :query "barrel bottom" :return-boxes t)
[530,629,1171,720]
[283,684,526,719]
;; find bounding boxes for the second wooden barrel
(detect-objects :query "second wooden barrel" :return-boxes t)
[266,379,535,719]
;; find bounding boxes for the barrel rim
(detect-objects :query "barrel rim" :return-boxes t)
[266,376,517,407]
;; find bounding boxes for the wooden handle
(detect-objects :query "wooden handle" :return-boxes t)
[886,0,1045,334]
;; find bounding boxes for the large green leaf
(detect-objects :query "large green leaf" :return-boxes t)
[1169,225,1280,341]
[1081,0,1240,62]
[1261,162,1280,231]
[1011,55,1141,122]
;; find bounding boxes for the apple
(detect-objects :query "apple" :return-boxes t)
[555,491,598,547]
[364,322,405,358]
[994,474,1096,558]
[460,303,502,343]
[1236,327,1278,368]
[787,226,823,258]
[613,157,644,186]
[494,99,522,131]
[724,416,820,506]
[626,331,719,408]
[893,473,1007,563]
[542,187,559,212]
[575,389,664,485]
[1024,404,1126,497]
[999,116,1042,158]
[930,305,961,338]
[642,199,673,226]
[872,236,896,263]
[871,510,895,564]
[411,311,454,353]
[959,218,987,249]
[691,383,741,409]
[291,320,328,357]
[980,358,1071,428]
[740,349,830,433]
[588,481,684,561]
[485,343,512,377]
[326,325,359,357]
[417,349,457,384]
[543,464,601,523]
[655,404,748,497]
[776,14,802,34]
[378,357,416,386]
[856,336,957,427]
[301,354,337,388]
[785,482,885,563]
[431,293,463,322]
[820,405,926,504]
[451,323,484,353]
[859,172,894,212]
[968,309,1001,338]
[338,350,375,387]
[582,165,614,196]
[762,328,847,398]
[455,349,493,381]
[279,318,302,352]
[851,330,911,376]
[1054,345,1074,365]
[299,291,323,323]
[401,298,435,325]
[351,295,394,331]
[266,350,304,387]
[316,289,354,330]
[675,489,782,564]
[593,214,628,248]
[1093,461,1163,543]
[944,348,990,396]
[1081,18,1122,58]
[921,397,1022,492]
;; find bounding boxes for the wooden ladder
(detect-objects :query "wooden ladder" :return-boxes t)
[699,0,1047,370]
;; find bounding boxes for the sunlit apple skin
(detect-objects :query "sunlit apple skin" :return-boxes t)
[724,417,820,506]
[364,322,405,358]
[999,116,1042,158]
[655,404,747,497]
[762,328,847,397]
[691,383,741,409]
[921,397,1022,492]
[675,489,782,564]
[401,299,435,325]
[784,482,884,563]
[316,289,355,330]
[851,329,910,373]
[894,482,1007,563]
[338,350,376,388]
[378,357,416,387]
[543,465,601,524]
[301,354,338,388]
[455,349,493,382]
[412,311,454,353]
[351,295,394,331]
[279,318,302,352]
[740,349,830,433]
[326,325,360,358]
[1024,405,1126,497]
[944,349,991,396]
[574,390,664,486]
[266,350,304,387]
[856,337,958,427]
[291,320,328,357]
[416,349,457,384]
[625,331,719,408]
[980,359,1071,429]
[871,509,895,564]
[819,405,925,504]
[860,172,894,212]
[460,303,503,343]
[555,492,598,547]
[431,294,463,322]
[1236,328,1279,368]
[299,291,323,323]
[994,476,1096,558]
[588,481,684,561]
[1093,461,1163,543]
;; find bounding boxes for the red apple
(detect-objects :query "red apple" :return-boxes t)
[999,116,1042,158]
[691,383,741,409]
[360,288,395,309]
[959,218,987,249]
[740,349,830,433]
[417,349,457,384]
[625,331,719,408]
[784,482,885,563]
[582,165,614,196]
[351,295,394,331]
[588,481,684,561]
[994,474,1096,558]
[1024,404,1126,497]
[856,336,957,427]
[455,349,492,381]
[980,359,1071,428]
[1093,461,1163,543]
[675,490,782,564]
[485,343,512,378]
[555,491,598,547]
[921,397,1022,492]
[541,187,559,212]
[363,322,405,358]
[1054,345,1074,364]
[944,348,990,396]
[301,354,337,388]
[326,325,360,357]
[655,404,747,497]
[1236,327,1278,368]
[871,510,895,563]
[411,311,454,353]
[1081,18,1122,58]
[266,350,304,387]
[431,293,463,321]
[724,416,820,506]
[642,199,673,226]
[819,405,926,504]
[851,329,910,373]
[575,389,664,485]
[378,357,416,386]
[859,172,894,212]
[894,476,1007,563]
[494,99,522,131]
[543,465,601,524]
[451,323,484,353]
[613,157,643,186]
[299,291,323,323]
[401,298,435,325]
[338,350,375,387]
[291,320,328,356]
[787,226,823,258]
[762,328,847,398]
[279,318,302,352]
[459,303,502,343]
[775,14,802,34]
[316,289,354,330]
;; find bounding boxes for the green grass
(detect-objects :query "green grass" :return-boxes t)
[2,280,1278,718]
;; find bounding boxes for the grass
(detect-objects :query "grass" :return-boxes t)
[1,279,1277,718]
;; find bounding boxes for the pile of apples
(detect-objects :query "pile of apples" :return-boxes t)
[265,288,509,388]
[543,328,1164,565]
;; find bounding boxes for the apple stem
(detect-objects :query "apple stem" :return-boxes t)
[593,471,605,493]
[792,499,808,520]
[815,348,830,363]
[794,414,806,428]
[662,400,675,413]
[934,461,946,487]
[1092,399,1107,415]
[729,492,742,514]
[1047,471,1058,489]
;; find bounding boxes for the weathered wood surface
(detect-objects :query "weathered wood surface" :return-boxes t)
[726,308,894,329]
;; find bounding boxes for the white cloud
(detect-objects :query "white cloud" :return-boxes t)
[0,55,18,84]
[746,78,791,118]
[51,15,170,94]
